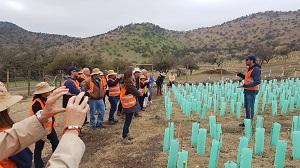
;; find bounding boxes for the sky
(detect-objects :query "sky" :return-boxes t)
[0,0,299,37]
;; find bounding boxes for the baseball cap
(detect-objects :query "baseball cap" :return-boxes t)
[67,66,80,75]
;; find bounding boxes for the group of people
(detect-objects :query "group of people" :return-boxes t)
[0,54,261,168]
[62,66,158,142]
[0,66,160,168]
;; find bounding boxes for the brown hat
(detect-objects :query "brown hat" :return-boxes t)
[91,68,103,76]
[0,82,23,111]
[33,82,55,95]
[107,70,117,77]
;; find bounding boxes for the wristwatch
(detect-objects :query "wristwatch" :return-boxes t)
[35,110,48,125]
[63,126,81,136]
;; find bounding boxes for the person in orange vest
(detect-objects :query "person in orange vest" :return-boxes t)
[31,82,58,168]
[83,68,106,129]
[63,66,81,108]
[100,70,108,108]
[120,68,141,144]
[107,70,121,125]
[77,68,91,84]
[0,83,89,167]
[168,72,176,87]
[138,74,149,111]
[237,54,261,127]
[0,82,33,168]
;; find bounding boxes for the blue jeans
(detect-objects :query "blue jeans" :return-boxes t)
[122,112,134,138]
[89,99,105,127]
[108,96,120,121]
[244,92,257,120]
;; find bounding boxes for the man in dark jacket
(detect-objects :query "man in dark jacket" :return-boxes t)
[237,54,261,127]
[83,68,106,129]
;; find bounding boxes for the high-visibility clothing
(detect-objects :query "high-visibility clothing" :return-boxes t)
[138,81,147,96]
[0,128,17,168]
[100,77,107,90]
[29,98,57,128]
[120,86,136,109]
[63,79,80,90]
[244,68,259,91]
[108,80,120,97]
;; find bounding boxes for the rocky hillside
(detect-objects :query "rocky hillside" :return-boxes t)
[0,10,300,74]
[0,21,77,48]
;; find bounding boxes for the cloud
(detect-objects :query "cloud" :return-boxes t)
[0,0,299,37]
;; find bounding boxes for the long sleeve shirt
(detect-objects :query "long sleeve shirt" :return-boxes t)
[0,116,85,168]
[64,78,81,95]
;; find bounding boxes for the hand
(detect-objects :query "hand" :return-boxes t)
[64,92,89,128]
[41,86,69,121]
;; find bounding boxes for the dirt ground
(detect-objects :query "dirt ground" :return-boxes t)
[8,85,300,168]
[6,54,300,168]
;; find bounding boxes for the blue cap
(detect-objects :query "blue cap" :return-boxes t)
[246,54,256,62]
[67,66,80,75]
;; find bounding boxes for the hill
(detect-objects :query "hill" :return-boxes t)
[0,10,300,76]
[0,21,77,48]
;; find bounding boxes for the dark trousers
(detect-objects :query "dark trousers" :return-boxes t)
[244,92,257,120]
[118,102,123,113]
[103,90,109,108]
[108,96,120,121]
[157,86,162,95]
[34,128,59,168]
[138,96,145,110]
[122,112,134,138]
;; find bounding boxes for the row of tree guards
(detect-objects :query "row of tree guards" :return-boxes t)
[162,78,300,168]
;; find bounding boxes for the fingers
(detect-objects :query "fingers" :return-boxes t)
[67,96,76,107]
[80,96,89,109]
[48,87,69,103]
[74,92,85,105]
[83,104,89,114]
[52,108,66,115]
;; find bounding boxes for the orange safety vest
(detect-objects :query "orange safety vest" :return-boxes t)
[29,98,57,128]
[138,81,147,96]
[100,77,107,90]
[63,79,80,90]
[0,128,17,168]
[108,79,120,97]
[244,68,259,91]
[120,86,137,109]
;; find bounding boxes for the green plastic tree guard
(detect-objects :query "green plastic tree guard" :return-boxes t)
[177,150,189,168]
[244,119,252,141]
[292,131,300,160]
[163,127,170,152]
[237,137,249,165]
[255,128,265,156]
[271,100,277,116]
[167,139,179,168]
[240,148,253,168]
[220,102,226,117]
[256,115,264,128]
[208,140,220,168]
[224,161,237,168]
[290,96,295,112]
[216,124,222,149]
[197,128,207,156]
[270,122,281,147]
[274,140,287,168]
[209,116,217,139]
[191,122,199,147]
